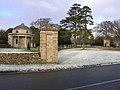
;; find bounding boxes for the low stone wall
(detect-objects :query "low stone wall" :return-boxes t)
[0,52,44,64]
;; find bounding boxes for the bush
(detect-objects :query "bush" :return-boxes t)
[0,40,8,44]
[0,44,11,48]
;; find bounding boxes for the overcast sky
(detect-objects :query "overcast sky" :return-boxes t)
[0,0,119,29]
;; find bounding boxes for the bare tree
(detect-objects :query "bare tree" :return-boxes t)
[94,21,113,39]
[94,19,120,47]
[30,18,52,29]
[112,19,120,41]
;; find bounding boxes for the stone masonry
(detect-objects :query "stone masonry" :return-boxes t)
[0,25,59,64]
[0,53,43,64]
[8,23,34,48]
[40,25,59,63]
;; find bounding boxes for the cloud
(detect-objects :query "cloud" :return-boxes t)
[0,0,120,29]
[40,1,58,12]
[0,0,67,29]
[19,0,69,24]
[22,0,60,12]
[102,7,117,15]
[22,0,37,6]
[71,0,120,23]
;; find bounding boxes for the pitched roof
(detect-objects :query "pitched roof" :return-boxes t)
[14,23,30,30]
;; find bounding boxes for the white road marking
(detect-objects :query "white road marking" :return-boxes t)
[66,78,120,90]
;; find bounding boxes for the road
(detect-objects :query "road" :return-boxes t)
[0,65,120,90]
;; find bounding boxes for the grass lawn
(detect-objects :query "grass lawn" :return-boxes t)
[0,48,120,72]
[23,48,39,52]
[0,48,39,52]
[101,47,120,51]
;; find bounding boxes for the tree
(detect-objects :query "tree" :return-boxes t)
[30,18,52,47]
[30,18,59,48]
[112,19,120,41]
[94,20,120,47]
[60,4,93,49]
[94,36,103,46]
[60,3,82,47]
[94,21,114,47]
[0,29,9,48]
[80,6,93,49]
[58,29,71,47]
[81,6,93,27]
[6,28,13,41]
[0,29,7,42]
[30,26,40,47]
[77,29,94,47]
[94,21,113,39]
[30,18,52,29]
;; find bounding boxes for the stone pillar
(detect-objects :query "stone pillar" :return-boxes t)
[31,37,33,47]
[11,36,13,47]
[17,36,19,48]
[40,25,59,63]
[25,36,27,48]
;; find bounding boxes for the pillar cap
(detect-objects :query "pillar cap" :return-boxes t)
[41,25,59,31]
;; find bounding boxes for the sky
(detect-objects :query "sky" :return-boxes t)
[0,0,120,30]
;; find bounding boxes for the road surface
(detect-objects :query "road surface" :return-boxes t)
[0,64,120,90]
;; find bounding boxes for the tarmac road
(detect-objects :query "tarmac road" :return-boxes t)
[0,64,120,90]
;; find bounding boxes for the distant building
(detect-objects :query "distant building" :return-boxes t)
[8,23,34,48]
[103,39,110,47]
[113,40,120,47]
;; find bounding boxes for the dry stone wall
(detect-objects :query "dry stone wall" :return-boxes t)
[0,53,45,64]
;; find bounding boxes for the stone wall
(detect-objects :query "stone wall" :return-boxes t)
[0,53,45,64]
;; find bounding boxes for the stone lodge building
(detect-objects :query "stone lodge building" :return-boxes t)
[8,23,34,48]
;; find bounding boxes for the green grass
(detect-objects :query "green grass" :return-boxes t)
[101,47,120,51]
[23,48,39,52]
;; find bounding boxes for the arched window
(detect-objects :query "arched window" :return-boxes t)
[26,31,28,33]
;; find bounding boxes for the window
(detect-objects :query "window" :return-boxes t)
[16,39,18,44]
[26,31,28,33]
[16,30,18,33]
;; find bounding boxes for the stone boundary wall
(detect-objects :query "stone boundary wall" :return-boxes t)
[0,52,43,64]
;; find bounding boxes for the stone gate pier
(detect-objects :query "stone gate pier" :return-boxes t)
[40,25,59,63]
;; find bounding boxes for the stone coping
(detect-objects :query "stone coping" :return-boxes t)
[0,52,39,53]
